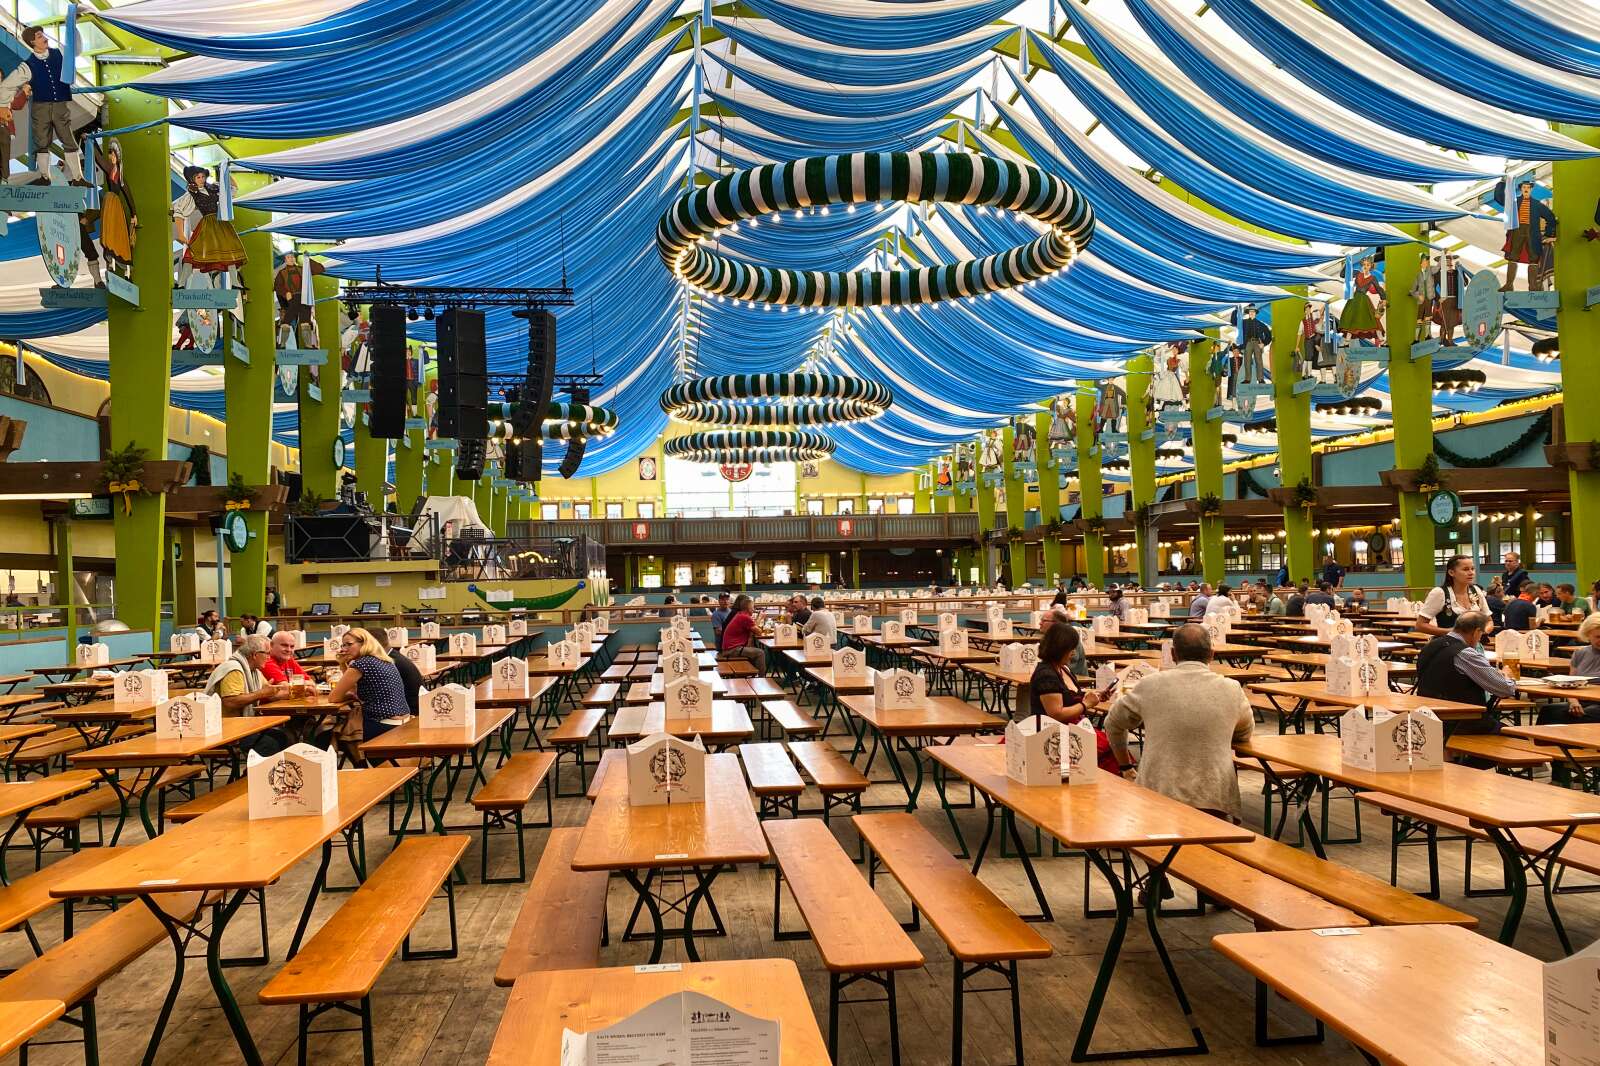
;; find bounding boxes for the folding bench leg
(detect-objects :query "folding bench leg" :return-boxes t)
[1253,979,1324,1046]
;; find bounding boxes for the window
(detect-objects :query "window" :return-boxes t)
[706,565,726,586]
[804,498,823,516]
[573,503,591,520]
[604,503,623,519]
[1535,526,1557,564]
[836,498,855,515]
[1259,542,1284,571]
[640,573,662,589]
[1388,536,1405,568]
[867,497,886,515]
[637,502,656,519]
[540,503,558,521]
[897,496,915,514]
[673,565,692,585]
[1496,528,1520,559]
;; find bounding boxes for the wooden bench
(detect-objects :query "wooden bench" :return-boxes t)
[168,777,249,824]
[788,741,868,823]
[1232,755,1307,838]
[586,749,625,803]
[258,835,468,1066]
[765,819,922,1065]
[1444,734,1551,774]
[0,846,130,949]
[599,664,633,683]
[854,812,1051,1066]
[470,753,555,883]
[580,682,620,711]
[761,699,822,741]
[1209,833,1477,928]
[494,827,608,986]
[738,743,804,819]
[716,658,760,678]
[547,706,608,799]
[25,765,206,855]
[0,890,201,1062]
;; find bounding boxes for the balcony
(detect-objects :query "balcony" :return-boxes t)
[509,512,981,547]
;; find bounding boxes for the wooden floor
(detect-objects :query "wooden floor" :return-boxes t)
[11,706,1596,1065]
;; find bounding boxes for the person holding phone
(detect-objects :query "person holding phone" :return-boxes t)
[1026,622,1120,773]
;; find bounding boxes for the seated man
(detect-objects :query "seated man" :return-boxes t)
[1415,611,1519,735]
[789,593,811,627]
[800,596,835,641]
[202,635,286,713]
[1554,583,1591,619]
[1304,582,1339,609]
[259,631,310,685]
[1284,583,1309,618]
[237,612,274,641]
[1187,583,1212,619]
[373,625,422,714]
[1103,623,1254,821]
[1502,587,1539,631]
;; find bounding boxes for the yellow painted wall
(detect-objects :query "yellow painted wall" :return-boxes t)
[274,560,594,617]
[529,422,916,516]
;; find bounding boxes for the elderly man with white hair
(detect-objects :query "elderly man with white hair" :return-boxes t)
[202,633,285,713]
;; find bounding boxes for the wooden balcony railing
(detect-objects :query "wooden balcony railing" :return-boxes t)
[508,512,981,547]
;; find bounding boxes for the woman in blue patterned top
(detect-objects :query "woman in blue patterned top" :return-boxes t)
[329,627,411,743]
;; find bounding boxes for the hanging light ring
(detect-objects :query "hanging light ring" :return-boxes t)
[661,372,892,426]
[664,429,835,464]
[657,151,1094,307]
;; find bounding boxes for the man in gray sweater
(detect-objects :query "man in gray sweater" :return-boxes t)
[1103,623,1255,820]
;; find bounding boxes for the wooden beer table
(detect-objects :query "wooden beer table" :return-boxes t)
[928,742,1254,1061]
[1502,719,1600,791]
[1234,732,1600,946]
[607,701,755,750]
[836,693,1003,809]
[1212,925,1541,1066]
[68,714,290,840]
[487,959,831,1066]
[1247,679,1483,734]
[50,766,415,1066]
[0,772,99,883]
[571,752,768,963]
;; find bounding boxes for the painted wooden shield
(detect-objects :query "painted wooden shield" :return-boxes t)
[37,190,80,288]
[185,275,219,352]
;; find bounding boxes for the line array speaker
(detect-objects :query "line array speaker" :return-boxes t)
[455,436,485,481]
[557,385,588,480]
[436,308,488,439]
[367,304,408,438]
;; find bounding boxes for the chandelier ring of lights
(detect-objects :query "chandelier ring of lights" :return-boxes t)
[488,401,619,443]
[656,151,1095,307]
[664,429,836,464]
[660,372,892,426]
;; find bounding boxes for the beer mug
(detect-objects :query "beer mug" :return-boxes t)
[1503,657,1522,681]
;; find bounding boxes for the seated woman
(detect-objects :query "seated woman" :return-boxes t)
[1025,622,1119,773]
[328,627,412,754]
[719,594,765,668]
[1541,612,1600,725]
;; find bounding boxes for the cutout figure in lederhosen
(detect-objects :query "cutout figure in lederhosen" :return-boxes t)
[273,251,325,349]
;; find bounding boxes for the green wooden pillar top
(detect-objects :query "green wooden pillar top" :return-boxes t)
[914,462,932,513]
[352,413,388,508]
[1075,388,1104,587]
[103,53,171,649]
[1035,409,1062,586]
[301,273,344,499]
[1125,357,1155,587]
[1383,225,1436,590]
[1554,125,1600,584]
[1270,292,1313,583]
[225,173,276,615]
[1187,338,1225,584]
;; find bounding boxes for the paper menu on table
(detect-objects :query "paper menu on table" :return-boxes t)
[1544,938,1600,1066]
[560,990,779,1066]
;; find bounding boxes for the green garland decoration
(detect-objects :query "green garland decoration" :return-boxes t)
[489,401,618,442]
[660,373,892,426]
[1290,477,1318,510]
[1237,467,1273,499]
[657,151,1095,307]
[1432,411,1552,469]
[1197,493,1224,518]
[664,429,835,464]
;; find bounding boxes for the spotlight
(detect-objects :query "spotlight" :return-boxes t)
[423,307,435,321]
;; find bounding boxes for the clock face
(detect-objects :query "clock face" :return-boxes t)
[333,438,346,468]
[221,510,249,553]
[1428,490,1458,526]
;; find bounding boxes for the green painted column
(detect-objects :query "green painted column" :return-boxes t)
[300,274,343,498]
[951,449,972,578]
[1035,409,1062,584]
[1270,292,1314,582]
[103,57,171,649]
[224,175,277,615]
[974,437,997,585]
[915,463,932,513]
[392,355,425,513]
[172,527,197,628]
[1125,357,1156,587]
[352,415,388,507]
[1075,389,1104,586]
[851,547,861,587]
[1002,425,1026,586]
[1385,226,1436,590]
[491,480,509,538]
[53,518,75,647]
[1554,126,1600,584]
[1188,338,1225,583]
[428,451,453,498]
[476,474,493,530]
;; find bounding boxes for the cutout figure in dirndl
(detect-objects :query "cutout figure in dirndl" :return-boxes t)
[174,165,246,285]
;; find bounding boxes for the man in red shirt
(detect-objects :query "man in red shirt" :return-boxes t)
[719,594,764,668]
[259,631,311,684]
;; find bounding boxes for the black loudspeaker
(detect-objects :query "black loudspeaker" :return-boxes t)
[437,308,488,439]
[455,437,485,481]
[367,305,408,439]
[512,308,558,477]
[557,385,588,480]
[504,438,539,483]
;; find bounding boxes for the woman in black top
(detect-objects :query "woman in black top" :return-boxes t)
[1027,622,1100,722]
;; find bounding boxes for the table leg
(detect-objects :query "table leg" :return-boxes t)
[680,864,722,963]
[288,840,333,959]
[207,888,264,1065]
[622,868,669,964]
[931,762,970,858]
[136,894,192,1066]
[1002,808,1052,922]
[1486,823,1577,950]
[899,738,925,811]
[1072,847,1207,1061]
[136,765,169,840]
